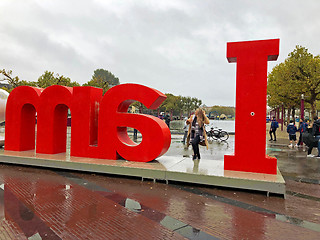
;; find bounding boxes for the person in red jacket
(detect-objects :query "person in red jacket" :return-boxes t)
[298,118,308,146]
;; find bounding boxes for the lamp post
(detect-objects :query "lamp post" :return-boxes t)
[281,104,284,131]
[301,94,304,120]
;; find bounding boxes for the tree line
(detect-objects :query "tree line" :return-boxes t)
[208,105,235,118]
[130,93,202,119]
[0,68,119,94]
[267,45,320,122]
[0,68,203,118]
[159,94,202,118]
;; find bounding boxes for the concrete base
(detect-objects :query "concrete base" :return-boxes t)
[0,150,286,197]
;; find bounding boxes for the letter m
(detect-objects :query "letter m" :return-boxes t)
[5,86,42,151]
[5,85,74,154]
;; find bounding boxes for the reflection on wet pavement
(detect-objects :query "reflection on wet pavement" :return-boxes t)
[268,142,320,182]
[0,163,318,239]
[57,170,218,239]
[166,135,234,161]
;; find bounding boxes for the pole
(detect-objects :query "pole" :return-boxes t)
[301,94,305,120]
[281,104,284,131]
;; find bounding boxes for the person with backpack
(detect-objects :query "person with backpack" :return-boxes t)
[298,118,308,146]
[287,120,298,148]
[269,116,279,141]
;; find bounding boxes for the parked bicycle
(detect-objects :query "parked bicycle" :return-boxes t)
[206,126,229,142]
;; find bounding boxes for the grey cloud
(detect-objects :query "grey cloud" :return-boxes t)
[0,0,320,106]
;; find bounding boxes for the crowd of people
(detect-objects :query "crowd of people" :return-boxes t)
[269,116,320,157]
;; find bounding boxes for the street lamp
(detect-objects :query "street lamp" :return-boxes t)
[301,94,304,120]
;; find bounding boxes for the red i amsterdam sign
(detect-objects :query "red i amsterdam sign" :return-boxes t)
[5,84,171,162]
[5,38,279,174]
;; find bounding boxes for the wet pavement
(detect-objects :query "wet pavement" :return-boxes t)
[0,133,319,239]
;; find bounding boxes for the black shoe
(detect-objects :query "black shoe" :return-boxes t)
[273,139,277,141]
[192,155,197,160]
[198,155,201,160]
[269,139,273,141]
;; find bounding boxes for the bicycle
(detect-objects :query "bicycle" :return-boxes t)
[206,126,229,142]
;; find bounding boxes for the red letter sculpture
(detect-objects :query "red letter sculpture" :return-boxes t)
[98,84,171,162]
[224,39,279,174]
[5,86,42,151]
[36,85,74,154]
[5,84,171,162]
[70,86,103,157]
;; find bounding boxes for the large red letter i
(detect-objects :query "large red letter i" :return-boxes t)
[224,39,279,174]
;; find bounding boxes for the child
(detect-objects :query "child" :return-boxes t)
[287,120,298,148]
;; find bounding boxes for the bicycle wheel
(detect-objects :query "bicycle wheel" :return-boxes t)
[207,137,213,143]
[212,130,219,140]
[219,131,229,141]
[206,131,213,143]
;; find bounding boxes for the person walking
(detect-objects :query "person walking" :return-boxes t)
[133,129,138,140]
[186,108,210,160]
[182,117,188,145]
[298,118,308,146]
[164,112,171,128]
[287,120,298,148]
[269,116,279,141]
[312,116,320,157]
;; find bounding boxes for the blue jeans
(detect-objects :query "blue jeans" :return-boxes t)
[182,131,188,144]
[315,135,320,155]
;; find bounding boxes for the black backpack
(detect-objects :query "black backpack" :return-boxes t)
[302,132,318,147]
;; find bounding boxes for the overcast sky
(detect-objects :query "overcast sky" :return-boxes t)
[1,0,320,106]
